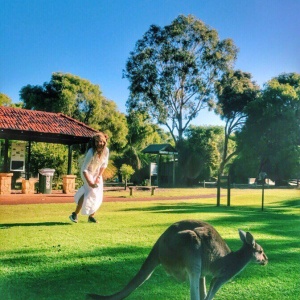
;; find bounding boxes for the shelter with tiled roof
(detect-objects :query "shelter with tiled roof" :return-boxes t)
[142,143,177,155]
[0,106,98,144]
[142,144,177,187]
[0,106,99,183]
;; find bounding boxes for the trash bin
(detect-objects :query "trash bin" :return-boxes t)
[38,168,55,194]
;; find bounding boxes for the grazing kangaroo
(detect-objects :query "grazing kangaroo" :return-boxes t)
[87,220,268,300]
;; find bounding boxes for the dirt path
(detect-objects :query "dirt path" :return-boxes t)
[0,191,218,205]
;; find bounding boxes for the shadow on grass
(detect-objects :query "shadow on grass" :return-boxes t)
[1,245,167,300]
[275,199,300,208]
[1,198,299,300]
[0,222,71,229]
[2,234,298,300]
[121,201,300,240]
[122,203,221,214]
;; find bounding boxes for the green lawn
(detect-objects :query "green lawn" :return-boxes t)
[0,188,299,300]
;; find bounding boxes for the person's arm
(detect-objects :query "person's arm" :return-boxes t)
[95,148,109,184]
[83,170,98,188]
[81,149,97,187]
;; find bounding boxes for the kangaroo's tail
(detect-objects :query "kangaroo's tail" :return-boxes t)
[86,242,160,300]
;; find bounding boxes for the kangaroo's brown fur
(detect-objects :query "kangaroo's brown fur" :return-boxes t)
[87,220,268,300]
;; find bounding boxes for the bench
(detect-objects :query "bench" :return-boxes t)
[248,178,257,186]
[104,186,126,192]
[128,186,158,196]
[104,182,126,191]
[199,181,217,188]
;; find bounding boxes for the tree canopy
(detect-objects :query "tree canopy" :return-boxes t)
[127,110,172,150]
[214,70,260,203]
[215,70,259,123]
[182,125,224,184]
[237,73,300,184]
[113,110,172,176]
[124,15,238,145]
[20,72,103,123]
[214,70,259,174]
[20,72,128,151]
[0,93,12,106]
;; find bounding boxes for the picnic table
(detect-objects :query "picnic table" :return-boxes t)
[104,182,134,191]
[128,186,158,196]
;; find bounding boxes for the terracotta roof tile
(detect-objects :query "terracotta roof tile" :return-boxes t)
[0,106,98,143]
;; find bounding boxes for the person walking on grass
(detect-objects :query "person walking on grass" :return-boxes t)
[69,132,109,223]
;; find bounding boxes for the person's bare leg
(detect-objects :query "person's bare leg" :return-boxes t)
[69,195,84,223]
[75,195,84,214]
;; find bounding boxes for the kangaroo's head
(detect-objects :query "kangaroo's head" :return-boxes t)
[238,229,268,266]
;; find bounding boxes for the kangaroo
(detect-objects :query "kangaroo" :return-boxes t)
[87,220,268,300]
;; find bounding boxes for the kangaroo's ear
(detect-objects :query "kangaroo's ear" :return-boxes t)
[238,229,246,242]
[245,232,255,247]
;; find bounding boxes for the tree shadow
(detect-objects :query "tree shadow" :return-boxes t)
[121,203,221,214]
[2,234,298,300]
[275,199,300,208]
[120,201,300,241]
[2,208,299,300]
[1,198,299,299]
[0,222,71,229]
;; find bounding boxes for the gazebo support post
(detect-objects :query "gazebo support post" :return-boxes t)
[63,145,77,193]
[26,141,31,180]
[67,145,73,175]
[3,139,9,172]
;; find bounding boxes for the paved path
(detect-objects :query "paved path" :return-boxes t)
[0,191,218,205]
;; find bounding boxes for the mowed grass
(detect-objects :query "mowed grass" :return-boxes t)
[0,188,299,300]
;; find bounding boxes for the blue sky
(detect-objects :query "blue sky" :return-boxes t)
[1,0,299,126]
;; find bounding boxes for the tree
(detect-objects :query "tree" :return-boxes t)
[19,73,128,181]
[120,164,135,188]
[113,110,172,184]
[20,72,128,151]
[183,125,224,184]
[124,15,237,150]
[237,73,300,185]
[127,110,171,150]
[98,99,128,152]
[214,70,259,204]
[29,142,68,181]
[120,111,160,171]
[0,93,12,106]
[20,72,103,123]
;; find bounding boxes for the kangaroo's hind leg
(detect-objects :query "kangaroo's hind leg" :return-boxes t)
[187,253,203,300]
[200,277,207,300]
[205,277,226,300]
[182,231,202,300]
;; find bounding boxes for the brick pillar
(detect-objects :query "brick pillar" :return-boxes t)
[62,175,77,194]
[22,179,37,194]
[0,173,13,195]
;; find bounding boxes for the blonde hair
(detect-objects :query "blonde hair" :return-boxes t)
[91,132,109,153]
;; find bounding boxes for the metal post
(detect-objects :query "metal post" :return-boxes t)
[157,154,160,187]
[227,175,231,206]
[261,181,265,211]
[259,172,267,211]
[172,153,175,187]
[149,163,152,186]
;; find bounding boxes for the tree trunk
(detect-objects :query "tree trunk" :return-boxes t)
[217,174,221,206]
